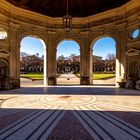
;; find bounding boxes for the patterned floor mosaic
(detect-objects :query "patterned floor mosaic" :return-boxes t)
[0,87,140,140]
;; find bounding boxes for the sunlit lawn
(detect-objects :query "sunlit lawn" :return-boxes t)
[75,73,115,80]
[93,73,115,80]
[20,73,43,80]
[21,73,115,80]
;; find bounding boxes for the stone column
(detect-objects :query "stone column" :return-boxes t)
[40,39,47,86]
[47,32,57,85]
[117,29,127,82]
[9,22,20,88]
[115,23,127,87]
[44,45,47,86]
[116,34,127,87]
[116,45,121,86]
[120,29,127,81]
[80,31,93,85]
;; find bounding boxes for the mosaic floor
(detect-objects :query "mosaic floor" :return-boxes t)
[0,87,140,140]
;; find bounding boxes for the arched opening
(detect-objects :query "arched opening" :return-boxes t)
[20,36,47,87]
[56,39,80,85]
[0,59,9,90]
[91,37,116,86]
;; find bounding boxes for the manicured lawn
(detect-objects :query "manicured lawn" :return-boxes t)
[75,73,115,80]
[21,73,115,80]
[21,73,61,80]
[75,74,80,78]
[93,73,115,80]
[20,73,43,80]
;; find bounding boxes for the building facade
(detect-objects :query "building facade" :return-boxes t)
[20,55,43,73]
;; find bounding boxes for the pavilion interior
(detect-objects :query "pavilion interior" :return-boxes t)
[0,0,140,89]
[0,1,140,140]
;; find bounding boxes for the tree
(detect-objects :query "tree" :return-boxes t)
[57,55,65,60]
[41,55,44,59]
[69,53,76,58]
[57,54,80,74]
[105,53,116,71]
[36,53,39,58]
[105,53,116,61]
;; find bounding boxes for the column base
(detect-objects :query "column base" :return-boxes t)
[0,78,20,90]
[48,77,56,85]
[10,78,20,89]
[80,76,91,85]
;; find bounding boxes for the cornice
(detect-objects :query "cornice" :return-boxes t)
[127,40,140,47]
[0,0,140,30]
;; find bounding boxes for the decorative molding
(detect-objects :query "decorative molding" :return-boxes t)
[125,48,140,56]
[9,22,20,29]
[0,0,140,30]
[0,49,10,58]
[80,31,90,36]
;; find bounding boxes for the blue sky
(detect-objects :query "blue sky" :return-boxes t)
[57,40,80,57]
[20,37,44,57]
[93,37,116,59]
[20,36,116,60]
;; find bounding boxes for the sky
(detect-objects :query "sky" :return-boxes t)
[57,40,80,57]
[20,36,116,60]
[20,37,44,57]
[93,37,116,59]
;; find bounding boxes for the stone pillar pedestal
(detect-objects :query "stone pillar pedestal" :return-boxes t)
[10,78,20,89]
[48,77,56,85]
[81,76,91,85]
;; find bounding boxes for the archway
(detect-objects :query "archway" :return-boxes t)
[0,59,9,90]
[91,37,116,86]
[20,36,47,87]
[56,39,80,85]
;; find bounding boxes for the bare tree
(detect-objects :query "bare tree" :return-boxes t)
[105,53,116,60]
[57,55,65,60]
[105,53,116,72]
[36,53,39,58]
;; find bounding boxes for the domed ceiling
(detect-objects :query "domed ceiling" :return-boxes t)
[6,0,130,17]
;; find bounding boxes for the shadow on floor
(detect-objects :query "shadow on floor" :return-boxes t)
[0,86,140,96]
[0,108,139,140]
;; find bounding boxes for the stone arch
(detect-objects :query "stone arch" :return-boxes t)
[89,35,118,86]
[0,58,9,90]
[55,36,81,50]
[19,32,48,85]
[18,31,47,48]
[0,50,10,80]
[90,35,118,49]
[0,58,9,67]
[56,37,81,85]
[0,49,10,58]
[0,58,9,78]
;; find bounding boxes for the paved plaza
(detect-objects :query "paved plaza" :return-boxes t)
[0,86,140,140]
[21,74,116,87]
[57,74,80,85]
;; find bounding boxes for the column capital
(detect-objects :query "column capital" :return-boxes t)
[9,22,20,29]
[80,31,90,37]
[47,31,57,36]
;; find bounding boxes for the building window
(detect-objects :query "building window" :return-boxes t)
[132,29,139,39]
